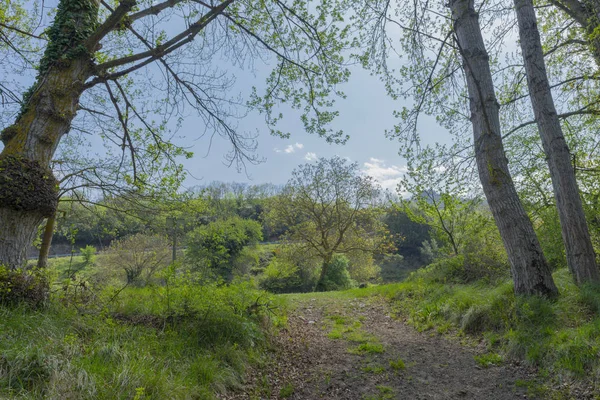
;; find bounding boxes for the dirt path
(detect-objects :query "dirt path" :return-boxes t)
[222,295,535,400]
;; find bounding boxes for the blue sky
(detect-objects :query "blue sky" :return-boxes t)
[177,63,448,192]
[0,0,452,195]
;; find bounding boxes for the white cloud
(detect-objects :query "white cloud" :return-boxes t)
[275,142,305,154]
[304,152,317,161]
[362,158,408,191]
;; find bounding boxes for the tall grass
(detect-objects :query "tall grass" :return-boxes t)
[0,275,275,399]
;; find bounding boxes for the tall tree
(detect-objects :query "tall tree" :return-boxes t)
[449,0,558,296]
[0,0,355,271]
[514,0,600,285]
[266,157,390,291]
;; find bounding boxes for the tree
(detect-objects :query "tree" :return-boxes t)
[185,216,263,280]
[448,0,558,296]
[514,0,600,285]
[266,156,391,291]
[105,233,170,285]
[0,0,356,272]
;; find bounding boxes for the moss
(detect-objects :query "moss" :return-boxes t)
[0,126,19,144]
[19,0,99,116]
[0,156,58,217]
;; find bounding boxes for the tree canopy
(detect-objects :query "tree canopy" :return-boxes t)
[266,156,391,291]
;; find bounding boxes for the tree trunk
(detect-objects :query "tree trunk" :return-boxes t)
[0,209,45,268]
[450,0,558,297]
[515,0,600,285]
[587,0,600,67]
[37,213,57,269]
[315,254,333,292]
[550,0,600,67]
[0,0,98,270]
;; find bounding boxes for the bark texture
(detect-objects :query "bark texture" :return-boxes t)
[450,0,558,296]
[515,0,600,285]
[37,214,57,269]
[0,0,101,269]
[0,209,44,269]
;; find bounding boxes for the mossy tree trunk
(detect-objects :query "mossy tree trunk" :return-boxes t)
[0,0,115,270]
[449,0,558,297]
[515,0,600,285]
[0,58,92,270]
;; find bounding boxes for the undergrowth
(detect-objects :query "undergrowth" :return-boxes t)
[0,272,279,399]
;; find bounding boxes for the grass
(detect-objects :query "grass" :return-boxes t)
[363,385,395,400]
[348,342,385,355]
[0,258,276,399]
[362,364,386,374]
[389,357,405,371]
[279,383,294,398]
[474,352,502,368]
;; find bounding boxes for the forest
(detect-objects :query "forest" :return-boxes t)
[1,0,600,398]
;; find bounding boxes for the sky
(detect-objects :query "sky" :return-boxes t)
[176,64,448,193]
[0,0,453,196]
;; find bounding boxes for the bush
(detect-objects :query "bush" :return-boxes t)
[101,233,170,286]
[259,257,307,293]
[320,255,356,291]
[80,245,96,267]
[186,217,263,281]
[0,266,48,307]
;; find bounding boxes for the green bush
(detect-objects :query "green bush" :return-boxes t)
[0,266,48,307]
[320,255,356,291]
[79,245,96,267]
[186,217,263,281]
[259,257,311,293]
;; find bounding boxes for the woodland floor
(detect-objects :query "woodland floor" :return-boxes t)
[220,293,538,400]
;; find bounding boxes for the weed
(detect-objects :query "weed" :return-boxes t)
[362,365,385,374]
[363,385,395,399]
[349,342,385,355]
[474,353,502,368]
[389,357,406,371]
[279,383,294,398]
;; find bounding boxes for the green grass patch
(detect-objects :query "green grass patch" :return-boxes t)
[348,342,385,355]
[363,385,395,400]
[389,357,406,371]
[474,352,502,368]
[362,364,386,374]
[0,277,276,399]
[279,383,294,398]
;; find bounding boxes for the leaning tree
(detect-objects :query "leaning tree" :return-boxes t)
[0,0,357,270]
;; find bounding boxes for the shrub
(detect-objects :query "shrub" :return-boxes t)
[102,234,170,286]
[186,217,263,281]
[0,266,48,307]
[259,257,306,293]
[320,255,356,291]
[80,245,96,267]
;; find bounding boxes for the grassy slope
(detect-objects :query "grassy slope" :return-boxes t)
[0,261,279,399]
[5,253,600,398]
